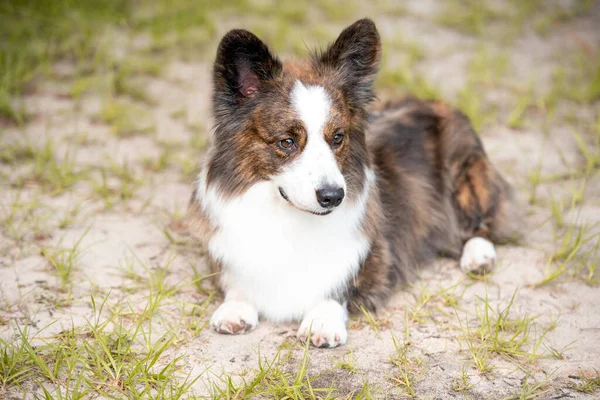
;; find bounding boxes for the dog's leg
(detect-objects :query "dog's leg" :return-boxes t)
[428,102,521,274]
[210,289,258,335]
[460,236,496,275]
[297,300,348,348]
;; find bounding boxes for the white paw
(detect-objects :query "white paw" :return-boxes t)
[460,237,496,275]
[297,300,348,348]
[210,301,258,335]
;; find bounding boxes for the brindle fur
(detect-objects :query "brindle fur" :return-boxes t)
[187,19,520,315]
[346,98,520,313]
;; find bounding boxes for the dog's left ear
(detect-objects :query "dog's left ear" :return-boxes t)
[213,29,282,107]
[317,18,381,110]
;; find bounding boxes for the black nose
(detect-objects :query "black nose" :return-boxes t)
[316,186,345,208]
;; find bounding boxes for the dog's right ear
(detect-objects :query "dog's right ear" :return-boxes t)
[213,30,282,107]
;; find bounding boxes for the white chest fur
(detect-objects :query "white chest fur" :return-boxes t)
[196,169,374,322]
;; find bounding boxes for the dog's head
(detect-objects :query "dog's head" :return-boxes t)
[207,19,381,215]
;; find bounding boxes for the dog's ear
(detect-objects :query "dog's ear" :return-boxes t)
[213,29,282,107]
[317,19,381,110]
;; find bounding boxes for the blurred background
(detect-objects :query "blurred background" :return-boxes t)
[2,0,598,129]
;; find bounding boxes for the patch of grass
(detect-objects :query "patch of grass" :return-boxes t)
[459,316,493,374]
[377,67,440,101]
[502,373,551,400]
[57,202,84,230]
[572,370,600,394]
[335,349,358,374]
[382,36,425,68]
[356,305,389,335]
[374,36,438,100]
[543,340,576,361]
[210,341,339,399]
[389,333,423,398]
[406,282,463,323]
[90,160,142,209]
[0,189,47,241]
[455,84,492,133]
[0,140,36,164]
[4,139,88,196]
[435,0,593,42]
[113,68,156,106]
[313,0,358,22]
[469,46,508,84]
[435,0,502,36]
[2,287,211,399]
[32,141,86,195]
[507,89,533,129]
[537,213,600,287]
[41,227,90,291]
[0,0,131,123]
[353,380,377,400]
[546,53,600,106]
[572,130,600,176]
[0,325,40,393]
[132,0,218,59]
[455,47,509,132]
[456,290,550,373]
[526,159,543,205]
[452,367,475,392]
[550,198,565,229]
[96,98,155,137]
[143,147,173,173]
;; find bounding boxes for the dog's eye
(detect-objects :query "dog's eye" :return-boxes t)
[332,131,345,147]
[278,138,296,151]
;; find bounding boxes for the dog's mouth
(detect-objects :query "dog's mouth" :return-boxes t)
[278,187,333,216]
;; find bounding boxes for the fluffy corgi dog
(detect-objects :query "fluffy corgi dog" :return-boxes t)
[187,19,519,348]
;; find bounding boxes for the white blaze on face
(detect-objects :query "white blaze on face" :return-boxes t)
[273,80,345,213]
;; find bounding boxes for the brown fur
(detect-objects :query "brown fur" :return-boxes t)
[347,98,520,312]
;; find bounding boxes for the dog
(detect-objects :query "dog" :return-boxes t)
[186,18,520,348]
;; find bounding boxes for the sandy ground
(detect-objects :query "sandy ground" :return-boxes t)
[1,1,600,399]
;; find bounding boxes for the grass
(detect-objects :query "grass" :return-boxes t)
[89,160,142,209]
[434,0,594,42]
[210,341,340,399]
[0,189,47,241]
[535,205,600,286]
[40,227,90,292]
[507,89,533,129]
[1,139,88,196]
[502,373,551,400]
[376,67,440,101]
[435,0,502,37]
[454,46,510,132]
[547,53,600,105]
[335,349,358,374]
[452,367,475,392]
[0,325,46,393]
[389,332,423,398]
[355,305,388,335]
[0,0,131,123]
[572,370,600,394]
[456,290,551,373]
[96,99,156,137]
[0,278,211,399]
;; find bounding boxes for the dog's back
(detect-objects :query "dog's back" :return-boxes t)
[346,98,522,311]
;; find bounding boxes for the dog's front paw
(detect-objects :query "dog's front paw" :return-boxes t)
[210,301,258,335]
[297,300,348,348]
[460,237,496,275]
